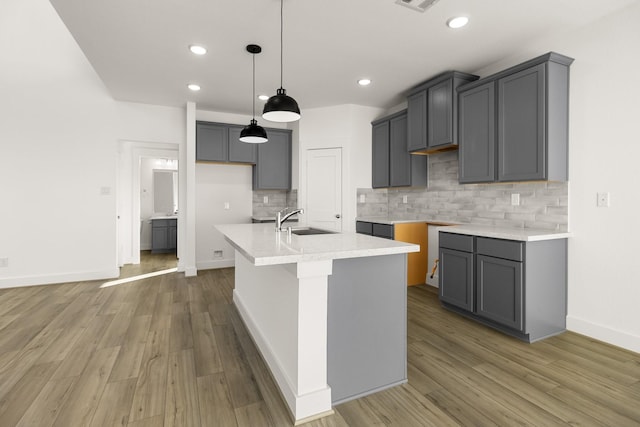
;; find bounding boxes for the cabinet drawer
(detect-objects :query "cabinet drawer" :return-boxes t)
[476,237,523,262]
[372,223,394,239]
[356,221,373,235]
[439,232,474,252]
[152,219,170,228]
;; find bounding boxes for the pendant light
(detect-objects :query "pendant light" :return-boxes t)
[240,44,268,143]
[262,0,300,122]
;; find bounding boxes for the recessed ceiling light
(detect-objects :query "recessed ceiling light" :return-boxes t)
[358,79,372,86]
[187,83,201,91]
[447,16,469,29]
[189,45,207,55]
[258,94,269,101]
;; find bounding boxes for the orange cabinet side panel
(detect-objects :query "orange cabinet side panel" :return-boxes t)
[394,223,428,286]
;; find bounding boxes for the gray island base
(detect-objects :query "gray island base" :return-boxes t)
[216,223,417,424]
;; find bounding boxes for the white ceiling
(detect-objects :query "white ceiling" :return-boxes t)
[50,0,635,115]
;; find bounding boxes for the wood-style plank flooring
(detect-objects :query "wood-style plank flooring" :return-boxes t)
[1,252,639,426]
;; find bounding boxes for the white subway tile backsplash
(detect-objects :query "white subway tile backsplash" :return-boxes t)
[357,150,568,230]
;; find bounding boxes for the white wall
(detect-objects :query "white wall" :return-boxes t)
[298,104,384,232]
[0,0,119,287]
[468,3,640,352]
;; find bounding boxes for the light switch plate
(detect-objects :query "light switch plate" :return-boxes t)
[263,196,268,204]
[0,258,8,268]
[402,195,408,204]
[597,192,610,207]
[511,193,520,206]
[359,194,365,203]
[224,202,230,210]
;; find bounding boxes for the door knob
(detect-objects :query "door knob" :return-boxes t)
[335,214,341,219]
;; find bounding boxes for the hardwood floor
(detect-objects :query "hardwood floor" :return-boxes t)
[1,252,639,426]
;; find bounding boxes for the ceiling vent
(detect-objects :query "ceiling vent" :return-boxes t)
[395,0,440,13]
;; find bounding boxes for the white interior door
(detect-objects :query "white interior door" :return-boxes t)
[306,148,342,231]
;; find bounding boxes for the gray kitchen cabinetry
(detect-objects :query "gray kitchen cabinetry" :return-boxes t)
[196,121,256,164]
[407,71,478,154]
[458,52,574,183]
[439,231,567,342]
[356,221,394,239]
[458,81,496,183]
[372,111,426,188]
[439,233,474,311]
[151,218,177,254]
[253,128,292,190]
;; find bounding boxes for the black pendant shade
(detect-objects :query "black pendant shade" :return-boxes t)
[262,0,300,123]
[240,119,268,143]
[263,88,300,122]
[240,44,268,144]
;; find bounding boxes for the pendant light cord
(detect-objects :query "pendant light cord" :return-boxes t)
[252,53,256,119]
[280,0,284,88]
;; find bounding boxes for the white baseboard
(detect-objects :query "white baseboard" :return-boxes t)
[567,315,640,354]
[196,259,235,270]
[0,268,120,289]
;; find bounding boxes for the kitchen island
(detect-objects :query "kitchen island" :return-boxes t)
[215,223,419,424]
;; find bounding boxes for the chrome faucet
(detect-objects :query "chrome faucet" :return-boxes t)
[276,208,304,231]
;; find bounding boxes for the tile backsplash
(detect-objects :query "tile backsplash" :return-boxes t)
[252,190,298,218]
[358,151,568,231]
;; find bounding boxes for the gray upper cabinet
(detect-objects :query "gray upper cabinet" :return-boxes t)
[458,81,496,183]
[407,71,478,154]
[196,122,227,162]
[372,121,390,188]
[406,91,426,152]
[196,121,257,164]
[228,126,257,163]
[253,129,292,190]
[372,111,426,188]
[458,52,573,183]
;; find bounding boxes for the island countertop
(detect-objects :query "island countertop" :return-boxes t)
[216,223,419,266]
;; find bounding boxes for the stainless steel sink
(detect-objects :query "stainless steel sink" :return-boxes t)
[290,227,336,236]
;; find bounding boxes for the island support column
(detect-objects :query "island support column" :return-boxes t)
[233,251,334,424]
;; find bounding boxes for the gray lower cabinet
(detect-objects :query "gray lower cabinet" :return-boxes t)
[439,233,475,311]
[439,232,567,342]
[253,129,292,190]
[355,220,394,239]
[458,52,573,183]
[196,121,256,164]
[151,218,177,253]
[407,71,478,153]
[328,254,407,404]
[372,111,426,188]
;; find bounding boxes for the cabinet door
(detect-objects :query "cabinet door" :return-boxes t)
[459,81,496,183]
[389,114,411,187]
[439,248,474,311]
[228,125,257,164]
[476,255,523,331]
[151,226,168,253]
[372,121,390,188]
[428,78,453,148]
[407,91,427,152]
[355,221,373,235]
[168,221,177,250]
[254,129,291,190]
[498,63,545,181]
[372,223,394,240]
[196,122,228,161]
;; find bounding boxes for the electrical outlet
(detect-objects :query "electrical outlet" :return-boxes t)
[402,195,408,204]
[100,186,111,195]
[359,194,365,203]
[213,250,223,258]
[0,258,8,268]
[511,193,520,206]
[224,202,230,210]
[597,192,610,208]
[263,196,269,204]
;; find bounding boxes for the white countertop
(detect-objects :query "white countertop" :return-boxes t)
[216,223,419,266]
[356,216,459,225]
[149,215,178,220]
[438,224,570,241]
